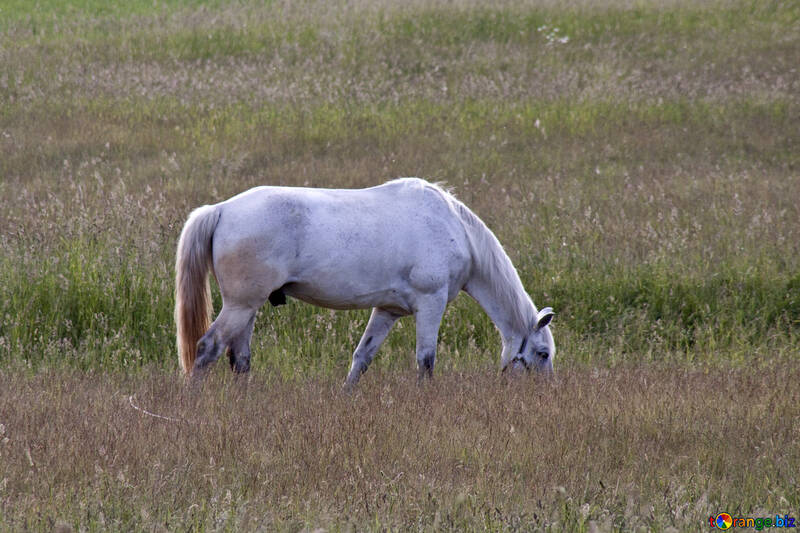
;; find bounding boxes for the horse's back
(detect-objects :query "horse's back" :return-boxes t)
[211,179,473,311]
[215,178,465,251]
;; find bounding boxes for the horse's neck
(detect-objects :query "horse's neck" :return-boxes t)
[465,278,510,341]
[451,194,534,348]
[464,266,534,345]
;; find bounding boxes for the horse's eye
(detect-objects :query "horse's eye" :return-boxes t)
[537,350,549,360]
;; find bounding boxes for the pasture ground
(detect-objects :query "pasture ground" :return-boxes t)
[1,366,799,531]
[1,0,798,530]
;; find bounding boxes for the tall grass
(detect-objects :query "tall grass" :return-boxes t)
[1,367,797,531]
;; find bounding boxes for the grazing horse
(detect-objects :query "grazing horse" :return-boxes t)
[175,178,555,384]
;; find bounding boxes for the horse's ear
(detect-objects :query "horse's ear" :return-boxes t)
[536,307,554,330]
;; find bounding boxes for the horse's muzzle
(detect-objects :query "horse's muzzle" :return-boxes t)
[503,356,531,374]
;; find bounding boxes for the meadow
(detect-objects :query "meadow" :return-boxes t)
[0,0,798,530]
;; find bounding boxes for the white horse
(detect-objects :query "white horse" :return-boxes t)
[175,178,555,384]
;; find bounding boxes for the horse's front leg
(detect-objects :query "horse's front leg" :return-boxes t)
[344,308,400,389]
[413,293,447,382]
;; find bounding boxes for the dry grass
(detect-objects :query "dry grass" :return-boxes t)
[0,366,797,531]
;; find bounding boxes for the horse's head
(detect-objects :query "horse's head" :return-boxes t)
[503,307,555,375]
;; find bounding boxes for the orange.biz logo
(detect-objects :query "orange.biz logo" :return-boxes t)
[709,513,796,530]
[712,513,733,529]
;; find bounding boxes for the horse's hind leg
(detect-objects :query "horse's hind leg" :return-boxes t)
[193,305,256,377]
[344,308,400,388]
[228,313,256,374]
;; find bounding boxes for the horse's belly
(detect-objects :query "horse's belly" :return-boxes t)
[283,282,412,314]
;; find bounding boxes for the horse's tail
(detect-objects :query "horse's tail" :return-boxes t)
[174,205,220,375]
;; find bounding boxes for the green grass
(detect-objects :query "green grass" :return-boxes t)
[2,217,798,373]
[0,0,227,25]
[0,0,798,529]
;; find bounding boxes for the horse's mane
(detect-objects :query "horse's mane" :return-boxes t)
[424,181,536,334]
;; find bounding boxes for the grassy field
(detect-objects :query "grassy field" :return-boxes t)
[2,366,799,531]
[0,0,798,530]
